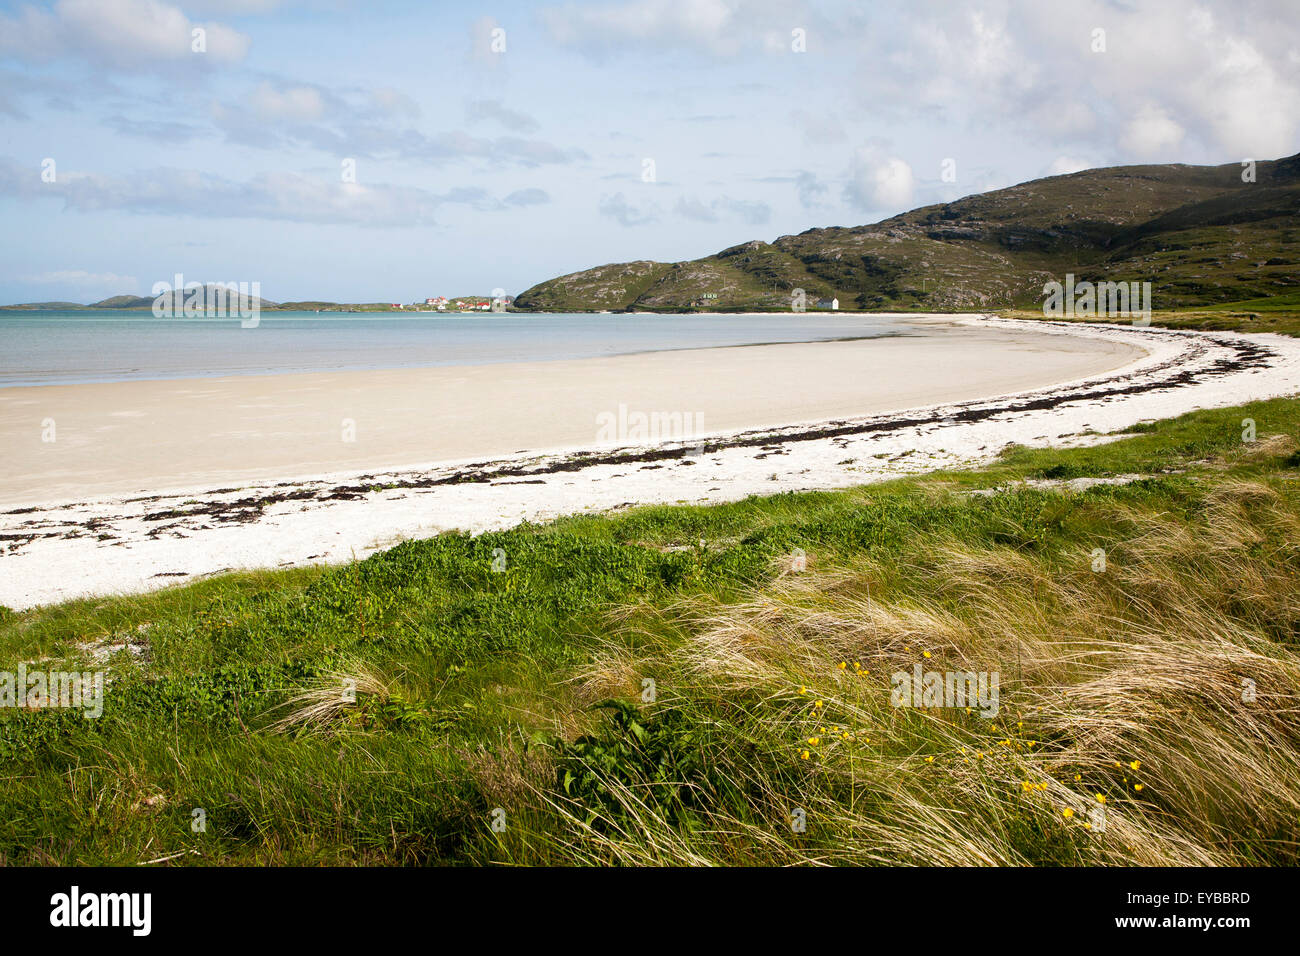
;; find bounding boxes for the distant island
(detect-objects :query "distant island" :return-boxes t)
[0,294,512,313]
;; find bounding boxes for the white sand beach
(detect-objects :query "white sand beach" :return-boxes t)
[3,314,1299,609]
[0,313,1138,506]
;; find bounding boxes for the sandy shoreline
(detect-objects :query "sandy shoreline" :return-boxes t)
[3,314,1299,609]
[0,313,1138,507]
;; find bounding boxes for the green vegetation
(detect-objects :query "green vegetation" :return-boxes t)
[514,153,1300,313]
[1002,306,1300,338]
[1205,290,1300,312]
[2,395,1299,864]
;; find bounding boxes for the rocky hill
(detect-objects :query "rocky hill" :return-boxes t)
[514,153,1300,312]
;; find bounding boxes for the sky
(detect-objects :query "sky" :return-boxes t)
[0,0,1296,304]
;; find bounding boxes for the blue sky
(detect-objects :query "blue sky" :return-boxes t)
[0,0,1296,304]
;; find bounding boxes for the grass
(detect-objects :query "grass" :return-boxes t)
[1205,290,1300,313]
[2,396,1299,865]
[1001,306,1300,338]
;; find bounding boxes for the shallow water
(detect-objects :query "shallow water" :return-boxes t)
[0,310,915,387]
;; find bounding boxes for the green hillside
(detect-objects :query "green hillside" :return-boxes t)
[514,153,1300,313]
[0,301,85,310]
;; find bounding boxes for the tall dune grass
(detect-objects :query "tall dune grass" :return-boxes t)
[540,468,1300,865]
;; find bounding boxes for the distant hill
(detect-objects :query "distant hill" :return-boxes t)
[514,153,1300,312]
[1,288,280,311]
[1,294,492,312]
[93,295,159,309]
[0,301,85,310]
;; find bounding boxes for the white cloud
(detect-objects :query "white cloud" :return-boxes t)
[673,194,771,225]
[845,148,914,212]
[180,0,285,12]
[1121,103,1185,159]
[841,0,1299,166]
[544,0,738,54]
[466,99,540,134]
[19,269,137,288]
[210,82,584,167]
[1047,156,1092,176]
[794,170,828,208]
[792,110,847,145]
[0,0,251,68]
[541,0,822,57]
[504,188,550,206]
[1191,30,1297,157]
[247,81,326,122]
[599,192,659,226]
[370,87,420,119]
[0,157,535,227]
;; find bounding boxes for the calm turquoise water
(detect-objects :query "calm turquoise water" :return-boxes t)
[0,310,915,387]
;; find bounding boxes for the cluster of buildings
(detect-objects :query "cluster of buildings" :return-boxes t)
[418,295,513,311]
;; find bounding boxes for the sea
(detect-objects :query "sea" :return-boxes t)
[0,310,916,387]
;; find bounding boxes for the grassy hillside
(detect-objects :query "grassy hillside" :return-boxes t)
[515,154,1300,313]
[1002,307,1300,338]
[0,301,84,311]
[2,394,1299,865]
